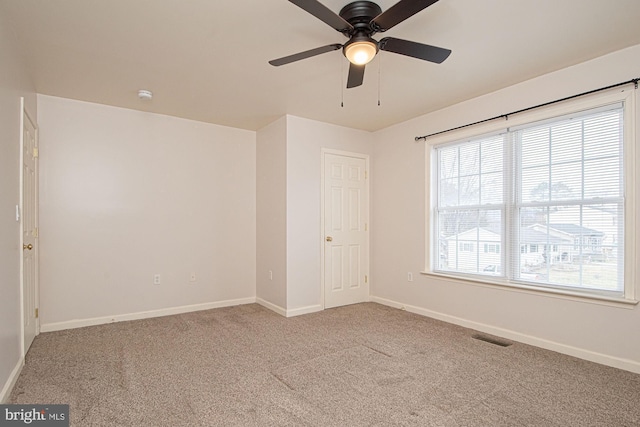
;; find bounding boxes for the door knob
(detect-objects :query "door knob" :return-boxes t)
[326,236,333,242]
[23,243,33,250]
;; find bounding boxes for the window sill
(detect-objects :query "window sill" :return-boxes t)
[419,270,638,309]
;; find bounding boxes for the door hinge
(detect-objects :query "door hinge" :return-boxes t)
[364,170,368,179]
[33,228,38,238]
[364,275,368,283]
[33,147,39,158]
[35,308,38,318]
[364,223,368,231]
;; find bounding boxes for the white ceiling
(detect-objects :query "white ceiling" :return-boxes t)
[3,0,640,132]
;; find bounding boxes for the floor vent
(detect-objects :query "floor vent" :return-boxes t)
[472,334,513,347]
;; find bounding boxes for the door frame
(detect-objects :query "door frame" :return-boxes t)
[19,97,39,357]
[320,148,370,309]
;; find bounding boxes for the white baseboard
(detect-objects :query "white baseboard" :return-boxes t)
[370,295,640,375]
[286,304,323,318]
[256,298,287,317]
[256,299,323,318]
[40,297,257,332]
[0,357,24,403]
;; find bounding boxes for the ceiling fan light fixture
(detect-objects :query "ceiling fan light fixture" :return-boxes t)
[344,38,378,65]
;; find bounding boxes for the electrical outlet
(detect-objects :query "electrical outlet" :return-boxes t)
[153,274,161,285]
[189,272,196,282]
[407,272,414,282]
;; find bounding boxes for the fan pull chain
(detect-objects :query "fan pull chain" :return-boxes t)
[377,55,381,106]
[340,56,345,107]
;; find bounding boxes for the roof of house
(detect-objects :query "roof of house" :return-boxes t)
[520,228,569,245]
[445,223,604,243]
[547,224,604,237]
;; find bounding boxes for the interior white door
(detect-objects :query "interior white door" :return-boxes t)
[323,152,369,309]
[21,106,38,355]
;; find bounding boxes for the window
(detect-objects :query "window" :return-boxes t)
[432,100,631,299]
[459,242,474,252]
[484,244,500,253]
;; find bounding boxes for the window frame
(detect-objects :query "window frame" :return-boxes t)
[423,88,638,306]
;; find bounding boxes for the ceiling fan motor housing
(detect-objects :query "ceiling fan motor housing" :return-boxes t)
[339,1,383,34]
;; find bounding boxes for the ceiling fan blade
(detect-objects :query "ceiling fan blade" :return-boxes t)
[379,37,451,63]
[289,0,353,33]
[269,44,342,66]
[371,0,439,32]
[346,63,365,88]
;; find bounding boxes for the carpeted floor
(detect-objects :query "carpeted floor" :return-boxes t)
[10,303,640,426]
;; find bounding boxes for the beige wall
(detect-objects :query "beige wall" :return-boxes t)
[0,13,37,401]
[371,45,640,372]
[256,116,287,311]
[37,95,256,328]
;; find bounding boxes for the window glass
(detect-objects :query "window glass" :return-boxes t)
[433,105,624,295]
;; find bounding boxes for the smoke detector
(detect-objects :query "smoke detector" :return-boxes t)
[138,89,153,100]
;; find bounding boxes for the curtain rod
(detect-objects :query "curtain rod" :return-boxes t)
[414,77,639,142]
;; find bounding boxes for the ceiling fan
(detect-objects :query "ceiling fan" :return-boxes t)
[269,0,451,88]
